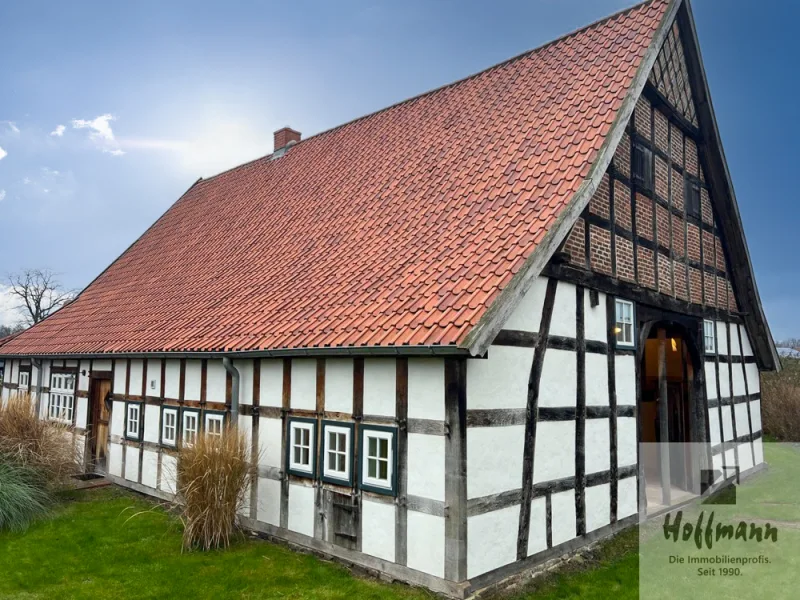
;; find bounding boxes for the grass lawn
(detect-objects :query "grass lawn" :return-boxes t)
[0,442,795,599]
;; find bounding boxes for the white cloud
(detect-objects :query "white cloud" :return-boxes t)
[1,121,19,135]
[72,114,116,141]
[0,190,5,202]
[0,146,6,160]
[0,286,19,328]
[104,148,125,156]
[50,124,66,137]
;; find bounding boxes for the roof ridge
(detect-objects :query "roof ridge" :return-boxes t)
[198,0,657,185]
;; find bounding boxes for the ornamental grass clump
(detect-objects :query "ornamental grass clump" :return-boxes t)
[0,393,78,487]
[176,426,251,551]
[0,460,52,532]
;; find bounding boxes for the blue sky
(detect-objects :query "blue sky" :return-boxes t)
[0,0,797,339]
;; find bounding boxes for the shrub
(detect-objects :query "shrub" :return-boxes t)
[176,426,251,551]
[0,393,78,487]
[0,459,52,531]
[761,357,800,442]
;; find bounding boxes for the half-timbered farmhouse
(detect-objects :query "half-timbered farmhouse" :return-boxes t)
[0,0,777,596]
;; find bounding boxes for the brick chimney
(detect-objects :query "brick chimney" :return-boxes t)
[274,127,301,152]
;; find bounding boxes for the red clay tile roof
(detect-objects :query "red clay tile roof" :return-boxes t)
[2,0,669,356]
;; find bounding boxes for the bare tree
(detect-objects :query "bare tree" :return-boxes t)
[7,269,76,326]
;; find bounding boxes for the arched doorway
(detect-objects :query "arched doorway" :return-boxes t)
[636,311,709,513]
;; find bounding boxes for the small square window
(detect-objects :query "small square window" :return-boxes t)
[322,422,353,485]
[703,320,716,354]
[205,412,225,438]
[161,407,178,447]
[182,409,200,446]
[288,419,316,478]
[614,299,635,347]
[126,403,141,440]
[360,426,396,495]
[19,371,30,388]
[632,143,653,192]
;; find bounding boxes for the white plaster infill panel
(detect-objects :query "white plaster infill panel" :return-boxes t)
[584,290,607,342]
[291,359,317,411]
[585,353,609,406]
[407,433,445,502]
[503,276,548,332]
[407,358,445,421]
[361,498,395,562]
[467,505,519,578]
[129,360,144,396]
[287,483,315,538]
[538,349,577,408]
[363,358,396,417]
[324,358,354,414]
[467,346,534,410]
[549,281,577,338]
[467,425,524,499]
[533,421,575,483]
[184,360,202,401]
[406,511,445,578]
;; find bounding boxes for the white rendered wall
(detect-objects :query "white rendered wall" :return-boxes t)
[549,281,577,338]
[287,483,315,538]
[585,483,610,532]
[407,433,445,502]
[164,359,181,399]
[145,359,162,396]
[533,421,575,483]
[467,425,524,498]
[467,346,533,410]
[407,358,445,421]
[291,359,316,410]
[257,478,281,526]
[585,419,610,474]
[615,355,636,406]
[258,417,282,468]
[129,360,144,396]
[141,450,159,488]
[324,358,353,414]
[113,360,127,394]
[260,359,283,407]
[160,454,177,495]
[125,447,140,482]
[235,359,254,405]
[584,291,607,342]
[504,276,547,332]
[108,442,123,477]
[550,489,577,546]
[363,358,395,417]
[585,353,609,406]
[206,360,226,403]
[467,505,519,578]
[538,349,576,408]
[184,360,201,401]
[527,497,547,556]
[75,397,88,429]
[617,476,638,519]
[361,499,395,562]
[110,400,125,436]
[617,416,637,468]
[406,511,445,578]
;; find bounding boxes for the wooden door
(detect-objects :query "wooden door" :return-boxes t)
[89,378,112,472]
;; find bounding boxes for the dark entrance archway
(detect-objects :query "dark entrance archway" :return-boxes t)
[635,308,710,513]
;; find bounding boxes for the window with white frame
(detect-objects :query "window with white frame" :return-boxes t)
[182,410,199,446]
[205,413,224,438]
[126,403,141,440]
[614,299,635,347]
[703,320,716,354]
[288,419,315,477]
[361,427,395,494]
[161,407,178,446]
[19,371,30,389]
[49,373,75,423]
[322,423,352,484]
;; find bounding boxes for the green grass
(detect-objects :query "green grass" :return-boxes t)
[0,442,796,599]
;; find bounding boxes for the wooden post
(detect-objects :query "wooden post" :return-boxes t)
[657,328,671,506]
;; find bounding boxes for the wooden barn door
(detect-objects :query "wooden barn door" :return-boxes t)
[89,376,112,473]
